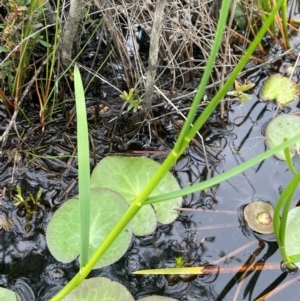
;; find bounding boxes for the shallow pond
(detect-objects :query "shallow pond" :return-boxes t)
[0,66,300,301]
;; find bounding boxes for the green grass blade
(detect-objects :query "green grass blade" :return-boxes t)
[74,65,90,268]
[273,172,300,246]
[179,0,285,152]
[173,0,231,153]
[145,133,300,204]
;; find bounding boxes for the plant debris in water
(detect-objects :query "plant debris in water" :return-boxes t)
[243,201,274,234]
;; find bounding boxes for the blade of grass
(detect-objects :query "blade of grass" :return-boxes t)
[74,64,90,268]
[173,0,231,153]
[179,0,285,154]
[145,133,300,204]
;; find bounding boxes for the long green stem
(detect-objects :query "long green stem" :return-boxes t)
[173,0,231,153]
[178,0,285,154]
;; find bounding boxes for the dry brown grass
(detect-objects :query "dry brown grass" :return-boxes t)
[92,0,240,94]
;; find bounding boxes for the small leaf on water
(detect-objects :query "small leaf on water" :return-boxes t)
[261,73,299,106]
[265,114,300,160]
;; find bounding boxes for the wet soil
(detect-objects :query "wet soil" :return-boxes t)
[1,38,300,301]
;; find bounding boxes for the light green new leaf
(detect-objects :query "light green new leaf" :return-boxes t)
[46,188,132,269]
[90,156,182,236]
[261,73,299,106]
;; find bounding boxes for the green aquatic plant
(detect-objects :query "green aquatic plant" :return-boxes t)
[261,73,299,106]
[5,0,299,300]
[265,114,300,161]
[120,88,142,112]
[175,256,185,268]
[227,80,255,103]
[46,1,300,300]
[13,185,43,215]
[62,277,178,301]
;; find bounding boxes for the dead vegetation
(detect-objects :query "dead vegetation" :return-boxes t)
[88,0,240,95]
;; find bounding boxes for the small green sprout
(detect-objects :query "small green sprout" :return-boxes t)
[120,88,142,112]
[227,80,255,103]
[175,256,185,268]
[13,185,43,215]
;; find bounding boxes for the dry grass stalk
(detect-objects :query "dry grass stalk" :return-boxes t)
[93,0,236,94]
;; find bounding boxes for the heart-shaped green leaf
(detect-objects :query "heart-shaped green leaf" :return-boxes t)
[285,207,300,268]
[0,287,19,301]
[265,114,300,160]
[62,277,134,301]
[46,188,132,269]
[139,297,179,301]
[90,156,182,236]
[261,73,299,106]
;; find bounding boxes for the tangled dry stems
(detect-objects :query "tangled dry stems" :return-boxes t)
[92,0,239,93]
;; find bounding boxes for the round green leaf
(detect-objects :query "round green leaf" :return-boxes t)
[46,188,132,269]
[265,114,300,160]
[0,288,19,301]
[285,207,300,268]
[90,156,182,236]
[62,277,134,301]
[261,73,299,106]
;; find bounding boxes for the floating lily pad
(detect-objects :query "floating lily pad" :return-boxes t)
[62,277,179,301]
[90,156,182,236]
[139,297,179,301]
[0,287,19,301]
[62,278,134,301]
[265,114,300,160]
[261,73,299,106]
[285,207,300,268]
[46,188,132,269]
[244,201,274,234]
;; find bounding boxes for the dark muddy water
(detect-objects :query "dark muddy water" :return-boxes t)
[1,69,300,301]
